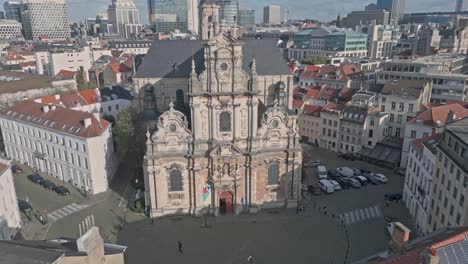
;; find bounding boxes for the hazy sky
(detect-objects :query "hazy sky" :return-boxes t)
[0,0,454,24]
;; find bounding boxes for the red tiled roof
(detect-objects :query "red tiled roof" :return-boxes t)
[322,103,344,112]
[4,54,25,61]
[293,100,304,109]
[60,93,88,108]
[303,105,321,115]
[446,100,468,109]
[38,95,60,105]
[19,61,36,68]
[304,86,320,99]
[300,65,320,80]
[108,62,132,73]
[313,64,364,82]
[78,90,99,104]
[411,134,440,152]
[20,51,35,56]
[0,101,109,138]
[317,87,338,101]
[409,103,468,127]
[56,70,76,79]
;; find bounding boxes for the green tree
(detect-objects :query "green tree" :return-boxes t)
[113,108,137,160]
[302,57,327,65]
[76,71,92,91]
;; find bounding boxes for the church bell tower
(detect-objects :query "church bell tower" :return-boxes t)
[199,0,220,41]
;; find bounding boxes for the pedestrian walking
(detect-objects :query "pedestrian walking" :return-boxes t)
[178,240,183,254]
[323,206,327,215]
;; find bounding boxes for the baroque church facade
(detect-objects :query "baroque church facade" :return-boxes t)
[136,1,302,218]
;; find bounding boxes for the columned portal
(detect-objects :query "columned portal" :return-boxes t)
[218,191,234,215]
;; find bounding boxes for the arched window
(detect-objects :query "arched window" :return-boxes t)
[143,84,156,110]
[267,162,279,185]
[169,169,182,192]
[219,111,231,132]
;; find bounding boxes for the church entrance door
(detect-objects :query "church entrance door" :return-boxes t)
[219,191,233,215]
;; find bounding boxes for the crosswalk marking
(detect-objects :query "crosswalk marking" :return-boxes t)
[47,203,90,222]
[339,205,382,225]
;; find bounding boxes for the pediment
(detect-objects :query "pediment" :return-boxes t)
[207,143,243,158]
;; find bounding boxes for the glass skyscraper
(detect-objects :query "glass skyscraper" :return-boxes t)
[218,0,238,27]
[147,0,188,33]
[376,0,405,24]
[238,9,255,27]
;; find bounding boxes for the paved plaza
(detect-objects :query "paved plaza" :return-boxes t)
[15,145,416,263]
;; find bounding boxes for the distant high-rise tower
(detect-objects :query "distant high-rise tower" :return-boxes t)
[147,0,188,33]
[108,0,142,39]
[238,9,255,26]
[22,0,70,41]
[263,5,281,25]
[456,0,467,12]
[218,0,238,27]
[377,0,405,24]
[3,1,27,23]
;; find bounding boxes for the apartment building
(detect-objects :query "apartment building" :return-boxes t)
[428,117,468,232]
[35,46,112,81]
[403,134,440,235]
[401,103,468,168]
[0,101,114,194]
[379,80,432,138]
[339,106,367,153]
[22,0,70,41]
[362,110,389,149]
[298,105,321,145]
[299,64,365,90]
[377,54,468,103]
[0,159,21,240]
[0,19,23,40]
[320,103,344,152]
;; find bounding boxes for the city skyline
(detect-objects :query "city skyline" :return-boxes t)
[0,0,455,24]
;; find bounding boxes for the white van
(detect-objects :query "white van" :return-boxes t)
[317,166,328,179]
[318,179,334,194]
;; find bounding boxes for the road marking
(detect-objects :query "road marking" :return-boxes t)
[47,203,91,222]
[339,205,382,225]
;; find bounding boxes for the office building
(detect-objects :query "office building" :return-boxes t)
[346,10,390,28]
[187,0,199,34]
[376,0,405,24]
[456,0,467,12]
[263,5,281,25]
[0,100,115,195]
[148,0,188,33]
[324,30,368,58]
[22,0,70,41]
[0,12,4,20]
[0,20,23,40]
[238,9,255,26]
[3,1,26,23]
[107,0,142,39]
[218,0,238,27]
[0,159,21,240]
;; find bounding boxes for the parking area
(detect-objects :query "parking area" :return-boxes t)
[11,162,96,239]
[301,145,417,259]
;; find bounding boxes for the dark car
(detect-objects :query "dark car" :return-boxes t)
[328,169,341,180]
[53,186,70,196]
[363,173,380,185]
[18,200,32,212]
[27,174,44,184]
[360,168,371,174]
[385,193,403,202]
[307,185,321,196]
[338,153,356,161]
[40,180,56,190]
[354,175,368,186]
[336,179,351,189]
[350,167,362,176]
[11,165,23,174]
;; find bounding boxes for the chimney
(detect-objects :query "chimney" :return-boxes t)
[83,117,92,128]
[421,247,439,264]
[54,94,60,100]
[389,222,411,253]
[446,110,455,125]
[42,105,50,113]
[51,105,57,111]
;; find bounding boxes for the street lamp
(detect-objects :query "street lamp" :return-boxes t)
[247,256,253,264]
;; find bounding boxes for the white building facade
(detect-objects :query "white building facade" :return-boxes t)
[107,0,142,39]
[0,19,23,40]
[22,0,70,41]
[0,101,115,195]
[0,159,21,240]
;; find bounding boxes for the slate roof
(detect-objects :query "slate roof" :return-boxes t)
[381,80,427,98]
[135,39,290,79]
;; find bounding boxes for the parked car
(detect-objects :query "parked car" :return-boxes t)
[329,180,342,191]
[27,174,44,184]
[40,180,56,190]
[343,177,361,188]
[338,153,356,161]
[11,165,23,174]
[328,169,341,179]
[336,179,351,189]
[318,179,334,194]
[374,173,388,183]
[304,160,321,168]
[307,185,321,196]
[53,186,70,196]
[354,175,368,186]
[337,167,355,178]
[384,193,402,202]
[363,173,380,185]
[350,168,362,176]
[360,168,371,174]
[317,166,328,179]
[18,200,32,212]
